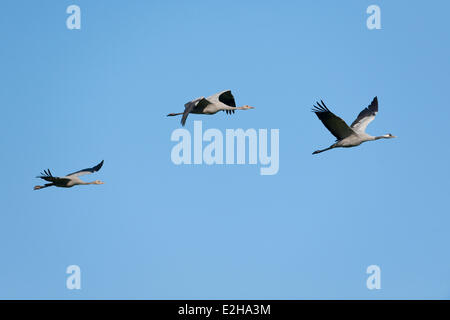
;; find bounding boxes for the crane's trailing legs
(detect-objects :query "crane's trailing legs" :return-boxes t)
[167,112,183,117]
[312,145,335,155]
[34,183,54,190]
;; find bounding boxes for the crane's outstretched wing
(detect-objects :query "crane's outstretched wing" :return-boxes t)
[312,100,355,140]
[181,97,210,126]
[66,160,104,177]
[36,169,70,183]
[218,90,236,114]
[350,96,378,133]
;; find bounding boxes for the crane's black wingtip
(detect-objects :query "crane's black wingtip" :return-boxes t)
[312,100,330,113]
[94,160,104,172]
[370,96,378,110]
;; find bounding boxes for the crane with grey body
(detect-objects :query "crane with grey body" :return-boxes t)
[167,90,254,126]
[34,160,104,190]
[312,97,396,155]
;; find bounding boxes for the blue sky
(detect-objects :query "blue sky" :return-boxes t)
[1,0,449,299]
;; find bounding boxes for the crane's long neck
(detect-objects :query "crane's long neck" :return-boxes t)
[222,105,238,111]
[77,181,96,185]
[374,134,391,140]
[222,105,250,111]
